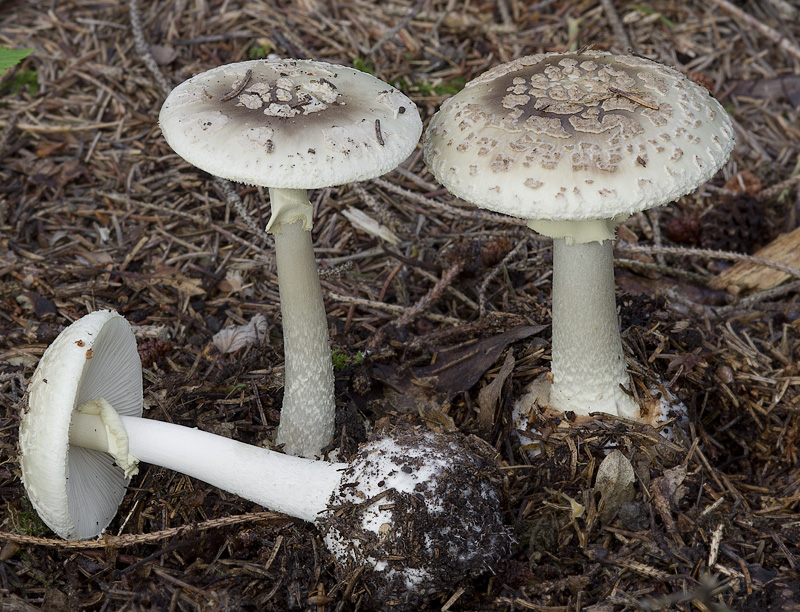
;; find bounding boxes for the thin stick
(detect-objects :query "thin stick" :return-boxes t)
[714,280,800,316]
[757,173,800,202]
[600,0,631,52]
[134,200,274,258]
[368,0,425,55]
[479,239,528,317]
[0,511,284,549]
[128,0,269,246]
[128,0,172,96]
[0,120,126,133]
[219,69,253,101]
[371,177,527,227]
[215,178,270,244]
[328,292,462,325]
[0,113,19,161]
[393,260,466,329]
[708,0,800,62]
[616,243,800,282]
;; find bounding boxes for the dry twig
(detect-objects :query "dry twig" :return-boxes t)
[0,512,284,549]
[708,0,800,62]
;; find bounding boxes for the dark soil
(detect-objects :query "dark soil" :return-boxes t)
[2,0,800,610]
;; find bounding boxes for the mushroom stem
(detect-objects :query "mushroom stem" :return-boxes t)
[269,189,336,458]
[69,410,344,523]
[549,238,639,419]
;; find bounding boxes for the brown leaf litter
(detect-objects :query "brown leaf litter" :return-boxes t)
[1,0,800,610]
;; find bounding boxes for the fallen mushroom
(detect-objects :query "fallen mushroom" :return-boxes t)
[159,59,422,457]
[19,310,509,610]
[423,51,734,424]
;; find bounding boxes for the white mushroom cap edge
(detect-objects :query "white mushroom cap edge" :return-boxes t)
[19,310,142,540]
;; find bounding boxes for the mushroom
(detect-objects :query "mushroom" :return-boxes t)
[19,311,509,609]
[423,52,734,421]
[159,59,422,457]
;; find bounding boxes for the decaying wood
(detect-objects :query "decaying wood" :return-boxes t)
[709,225,800,293]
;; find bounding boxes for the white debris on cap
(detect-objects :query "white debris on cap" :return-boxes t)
[159,59,423,189]
[319,428,510,610]
[19,310,143,540]
[423,52,735,223]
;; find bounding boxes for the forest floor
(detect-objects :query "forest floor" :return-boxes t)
[2,0,800,610]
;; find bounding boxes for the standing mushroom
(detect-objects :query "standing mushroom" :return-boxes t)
[159,59,422,457]
[20,311,509,609]
[423,52,734,421]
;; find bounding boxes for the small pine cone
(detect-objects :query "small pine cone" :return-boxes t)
[700,194,766,253]
[138,338,174,367]
[664,215,702,244]
[687,70,715,92]
[480,236,514,268]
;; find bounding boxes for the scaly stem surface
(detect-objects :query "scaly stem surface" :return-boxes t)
[549,238,639,418]
[269,188,336,458]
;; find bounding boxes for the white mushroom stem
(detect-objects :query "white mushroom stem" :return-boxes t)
[548,238,639,419]
[268,188,336,459]
[69,407,344,523]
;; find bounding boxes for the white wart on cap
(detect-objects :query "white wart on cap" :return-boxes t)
[424,51,735,237]
[19,310,142,540]
[159,59,423,189]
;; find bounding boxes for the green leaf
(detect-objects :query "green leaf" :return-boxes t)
[0,47,33,75]
[352,57,375,75]
[247,43,273,60]
[5,69,38,95]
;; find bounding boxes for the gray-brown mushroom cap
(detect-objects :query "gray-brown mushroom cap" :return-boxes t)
[159,59,422,189]
[423,52,735,223]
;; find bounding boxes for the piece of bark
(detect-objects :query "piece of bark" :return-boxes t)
[708,225,800,294]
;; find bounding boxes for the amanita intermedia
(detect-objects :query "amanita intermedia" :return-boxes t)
[19,311,509,609]
[159,59,422,457]
[423,52,734,424]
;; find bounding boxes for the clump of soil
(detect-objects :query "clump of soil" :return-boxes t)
[321,425,510,610]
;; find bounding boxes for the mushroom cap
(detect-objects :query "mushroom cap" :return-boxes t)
[159,59,423,189]
[19,310,143,540]
[423,52,735,223]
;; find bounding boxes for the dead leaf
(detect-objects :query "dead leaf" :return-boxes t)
[595,450,636,523]
[148,265,207,297]
[709,225,800,294]
[666,348,709,373]
[212,314,268,354]
[150,44,179,65]
[730,75,800,107]
[650,464,687,545]
[367,325,546,416]
[413,325,545,396]
[342,207,400,245]
[477,350,515,431]
[15,291,57,319]
[723,170,763,195]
